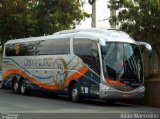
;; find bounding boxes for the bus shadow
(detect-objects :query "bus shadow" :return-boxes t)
[79,99,138,107]
[27,91,138,107]
[4,89,138,108]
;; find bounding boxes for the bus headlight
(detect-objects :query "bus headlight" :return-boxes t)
[136,86,145,93]
[100,83,114,91]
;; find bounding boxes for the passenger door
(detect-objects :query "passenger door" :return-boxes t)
[73,36,100,97]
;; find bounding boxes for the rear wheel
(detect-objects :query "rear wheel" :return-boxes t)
[0,82,2,89]
[12,79,19,94]
[70,83,81,103]
[20,80,28,95]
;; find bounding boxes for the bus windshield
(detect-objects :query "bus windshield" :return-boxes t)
[103,42,143,91]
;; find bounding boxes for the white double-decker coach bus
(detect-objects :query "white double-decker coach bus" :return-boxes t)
[2,28,152,102]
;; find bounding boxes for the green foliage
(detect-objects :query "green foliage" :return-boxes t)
[109,0,160,43]
[0,0,89,45]
[0,0,28,45]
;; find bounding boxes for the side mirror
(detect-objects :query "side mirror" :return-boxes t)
[101,46,106,55]
[138,41,152,57]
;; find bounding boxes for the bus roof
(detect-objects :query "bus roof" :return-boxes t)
[54,28,137,44]
[5,33,72,44]
[5,28,137,44]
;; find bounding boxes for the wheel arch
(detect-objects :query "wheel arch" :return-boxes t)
[68,79,79,93]
[19,77,25,85]
[11,75,25,87]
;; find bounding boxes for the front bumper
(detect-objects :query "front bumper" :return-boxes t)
[99,83,145,100]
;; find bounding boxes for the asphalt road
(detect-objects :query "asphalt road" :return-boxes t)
[0,89,160,119]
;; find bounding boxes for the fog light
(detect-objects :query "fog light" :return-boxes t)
[105,92,108,96]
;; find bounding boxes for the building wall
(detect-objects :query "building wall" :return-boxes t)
[143,80,160,107]
[142,43,160,79]
[140,43,160,107]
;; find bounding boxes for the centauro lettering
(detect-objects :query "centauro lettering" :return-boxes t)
[24,58,53,67]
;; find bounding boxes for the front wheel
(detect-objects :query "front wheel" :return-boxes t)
[70,83,81,103]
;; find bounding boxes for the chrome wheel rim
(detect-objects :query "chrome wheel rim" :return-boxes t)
[13,82,18,92]
[21,83,25,94]
[72,88,78,101]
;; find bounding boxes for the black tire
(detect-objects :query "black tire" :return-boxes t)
[12,79,19,94]
[20,80,28,95]
[105,99,115,105]
[70,83,81,103]
[0,82,2,89]
[45,92,58,98]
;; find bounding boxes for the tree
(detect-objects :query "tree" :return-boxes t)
[0,0,89,46]
[0,0,29,45]
[109,0,160,43]
[29,0,89,36]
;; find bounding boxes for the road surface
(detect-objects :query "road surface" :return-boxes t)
[0,89,159,119]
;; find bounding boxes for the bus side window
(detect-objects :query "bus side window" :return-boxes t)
[5,41,38,56]
[6,44,16,56]
[73,39,100,75]
[36,38,70,55]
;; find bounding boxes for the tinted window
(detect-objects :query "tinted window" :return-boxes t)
[73,39,100,74]
[5,44,17,56]
[73,39,92,56]
[5,41,37,56]
[5,38,70,56]
[36,39,70,55]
